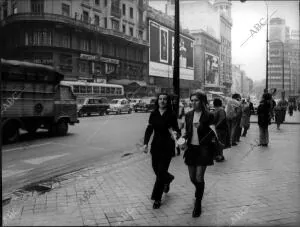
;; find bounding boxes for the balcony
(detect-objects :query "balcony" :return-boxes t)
[1,13,148,46]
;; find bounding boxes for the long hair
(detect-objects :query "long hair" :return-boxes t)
[154,93,172,111]
[190,91,208,112]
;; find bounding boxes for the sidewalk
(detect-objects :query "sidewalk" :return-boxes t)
[3,124,300,226]
[250,110,300,124]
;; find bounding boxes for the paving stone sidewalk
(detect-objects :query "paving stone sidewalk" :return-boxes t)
[3,124,300,226]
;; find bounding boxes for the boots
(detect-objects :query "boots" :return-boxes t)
[192,182,205,218]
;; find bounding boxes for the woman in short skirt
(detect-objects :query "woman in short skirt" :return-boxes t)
[182,91,215,218]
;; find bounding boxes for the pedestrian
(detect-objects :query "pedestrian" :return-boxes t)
[171,94,185,156]
[288,103,294,116]
[225,94,241,146]
[181,91,215,217]
[248,97,255,115]
[257,93,272,146]
[275,92,288,130]
[212,98,228,162]
[142,93,181,209]
[240,99,251,137]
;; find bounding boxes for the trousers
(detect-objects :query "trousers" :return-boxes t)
[151,154,173,201]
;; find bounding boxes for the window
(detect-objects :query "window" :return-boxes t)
[112,19,119,31]
[101,86,105,94]
[62,3,70,16]
[95,0,100,6]
[31,0,44,14]
[93,86,100,94]
[81,39,90,51]
[122,4,126,15]
[130,7,133,19]
[87,86,92,94]
[129,27,133,36]
[83,11,89,23]
[104,0,107,7]
[104,17,107,28]
[122,24,126,33]
[80,86,87,93]
[61,33,71,48]
[138,30,143,39]
[105,87,110,94]
[59,54,72,72]
[25,29,52,46]
[78,61,87,73]
[94,15,99,25]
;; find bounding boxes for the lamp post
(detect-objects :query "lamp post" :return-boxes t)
[265,0,269,91]
[269,39,284,91]
[173,0,180,114]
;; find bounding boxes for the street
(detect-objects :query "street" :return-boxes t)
[2,113,300,226]
[2,112,150,197]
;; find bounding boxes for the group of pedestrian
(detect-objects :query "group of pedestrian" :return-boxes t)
[142,90,255,218]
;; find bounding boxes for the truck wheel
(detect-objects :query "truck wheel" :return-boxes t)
[56,120,68,136]
[3,121,20,144]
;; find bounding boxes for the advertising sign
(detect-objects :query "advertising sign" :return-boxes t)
[149,20,194,80]
[204,52,219,86]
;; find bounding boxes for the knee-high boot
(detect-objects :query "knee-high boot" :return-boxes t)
[193,182,205,218]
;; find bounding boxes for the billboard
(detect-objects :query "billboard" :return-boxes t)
[204,52,219,86]
[149,20,194,80]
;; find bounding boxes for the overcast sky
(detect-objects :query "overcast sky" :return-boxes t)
[149,0,299,82]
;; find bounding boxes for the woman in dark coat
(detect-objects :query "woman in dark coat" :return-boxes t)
[257,93,272,146]
[182,91,215,217]
[213,98,228,162]
[142,93,180,209]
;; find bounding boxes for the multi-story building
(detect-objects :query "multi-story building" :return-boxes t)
[268,17,298,97]
[192,30,221,93]
[0,0,149,96]
[213,0,232,96]
[147,6,195,98]
[164,0,232,95]
[231,64,253,97]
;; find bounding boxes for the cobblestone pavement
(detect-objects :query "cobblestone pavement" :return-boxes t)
[3,123,300,226]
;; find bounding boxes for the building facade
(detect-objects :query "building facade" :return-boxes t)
[268,17,299,98]
[0,0,149,96]
[192,30,221,93]
[213,0,232,96]
[231,64,253,97]
[147,5,196,98]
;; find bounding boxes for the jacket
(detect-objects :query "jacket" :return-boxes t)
[183,109,215,146]
[144,109,180,156]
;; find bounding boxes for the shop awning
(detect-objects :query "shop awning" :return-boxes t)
[109,79,147,87]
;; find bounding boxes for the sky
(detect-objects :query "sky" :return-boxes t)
[149,0,299,82]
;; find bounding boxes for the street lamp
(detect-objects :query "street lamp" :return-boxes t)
[269,39,284,91]
[265,0,269,92]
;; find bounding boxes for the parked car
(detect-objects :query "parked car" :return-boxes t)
[129,98,142,109]
[107,98,132,114]
[77,97,109,117]
[134,97,156,112]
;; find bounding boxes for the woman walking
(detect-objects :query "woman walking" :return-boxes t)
[142,93,180,209]
[240,99,251,137]
[182,91,215,217]
[257,93,272,146]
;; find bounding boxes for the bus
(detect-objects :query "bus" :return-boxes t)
[60,81,124,101]
[1,59,79,144]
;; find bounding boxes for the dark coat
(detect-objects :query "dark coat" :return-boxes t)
[257,100,272,128]
[183,109,215,146]
[144,109,180,157]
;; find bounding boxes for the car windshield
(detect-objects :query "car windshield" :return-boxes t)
[111,100,120,104]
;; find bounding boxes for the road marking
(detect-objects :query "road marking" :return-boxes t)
[51,142,105,151]
[2,142,52,153]
[23,153,69,165]
[2,168,34,178]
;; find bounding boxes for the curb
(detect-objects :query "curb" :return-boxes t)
[250,121,300,125]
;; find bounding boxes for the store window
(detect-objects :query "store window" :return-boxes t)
[12,1,17,14]
[31,0,44,14]
[104,17,107,28]
[122,24,126,33]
